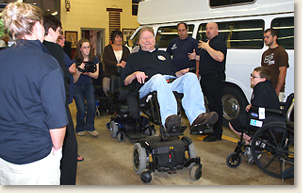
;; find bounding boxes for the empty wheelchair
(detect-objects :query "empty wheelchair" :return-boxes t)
[226,93,294,180]
[132,91,202,183]
[106,75,155,142]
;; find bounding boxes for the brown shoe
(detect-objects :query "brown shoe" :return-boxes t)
[190,112,218,129]
[165,114,181,132]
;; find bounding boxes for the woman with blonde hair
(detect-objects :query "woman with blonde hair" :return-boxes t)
[0,2,67,185]
[73,38,100,137]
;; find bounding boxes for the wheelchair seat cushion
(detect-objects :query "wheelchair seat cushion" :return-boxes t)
[230,112,285,134]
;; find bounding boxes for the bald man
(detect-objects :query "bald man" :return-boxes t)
[198,22,227,142]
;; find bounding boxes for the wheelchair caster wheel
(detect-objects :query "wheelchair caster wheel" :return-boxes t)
[226,152,242,168]
[109,120,118,138]
[140,170,154,183]
[117,131,125,142]
[95,109,101,117]
[106,122,110,130]
[190,164,202,180]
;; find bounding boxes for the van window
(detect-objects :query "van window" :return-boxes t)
[156,25,194,48]
[197,20,264,49]
[271,17,294,49]
[210,0,255,7]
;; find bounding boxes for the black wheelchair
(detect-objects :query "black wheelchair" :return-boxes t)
[106,75,156,142]
[92,62,109,117]
[132,91,202,183]
[226,93,294,180]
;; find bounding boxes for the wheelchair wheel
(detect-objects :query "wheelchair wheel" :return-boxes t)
[251,122,294,179]
[133,143,147,174]
[117,131,126,142]
[226,152,242,168]
[109,120,118,138]
[190,164,202,181]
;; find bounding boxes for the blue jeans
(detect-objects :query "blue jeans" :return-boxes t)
[73,84,96,132]
[139,73,206,126]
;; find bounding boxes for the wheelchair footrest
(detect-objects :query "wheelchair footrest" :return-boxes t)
[190,124,213,135]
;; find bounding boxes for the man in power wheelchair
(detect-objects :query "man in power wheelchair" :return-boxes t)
[120,26,219,183]
[226,66,294,180]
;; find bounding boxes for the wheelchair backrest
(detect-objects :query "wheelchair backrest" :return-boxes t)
[110,75,123,93]
[283,93,294,115]
[285,93,294,128]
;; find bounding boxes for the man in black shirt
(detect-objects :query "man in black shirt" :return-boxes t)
[198,22,227,142]
[122,27,218,132]
[43,14,78,185]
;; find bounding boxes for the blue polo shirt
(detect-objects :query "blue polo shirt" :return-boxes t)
[0,39,68,164]
[166,36,199,71]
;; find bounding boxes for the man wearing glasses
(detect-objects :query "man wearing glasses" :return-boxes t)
[228,66,280,163]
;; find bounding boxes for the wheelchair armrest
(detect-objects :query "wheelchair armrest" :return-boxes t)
[188,67,196,73]
[250,106,283,116]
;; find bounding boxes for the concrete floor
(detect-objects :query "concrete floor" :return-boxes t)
[69,102,294,186]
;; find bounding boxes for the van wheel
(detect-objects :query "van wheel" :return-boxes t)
[222,86,248,127]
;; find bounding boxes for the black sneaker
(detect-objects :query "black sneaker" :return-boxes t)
[203,135,221,142]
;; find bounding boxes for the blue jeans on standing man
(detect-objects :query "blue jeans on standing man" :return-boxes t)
[73,84,96,132]
[138,72,206,126]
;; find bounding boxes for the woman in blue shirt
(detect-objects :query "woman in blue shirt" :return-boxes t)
[73,38,99,137]
[0,2,67,185]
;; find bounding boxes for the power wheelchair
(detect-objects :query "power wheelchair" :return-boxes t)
[226,93,294,180]
[131,87,202,183]
[106,75,156,142]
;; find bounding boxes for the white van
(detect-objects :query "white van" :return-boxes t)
[127,0,294,125]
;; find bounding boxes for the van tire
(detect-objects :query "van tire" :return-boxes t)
[222,86,248,127]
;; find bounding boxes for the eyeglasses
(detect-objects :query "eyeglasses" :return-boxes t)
[57,27,63,35]
[250,73,261,79]
[59,37,65,40]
